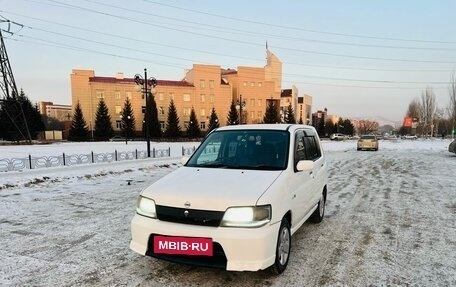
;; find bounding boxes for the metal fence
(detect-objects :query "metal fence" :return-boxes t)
[0,146,197,172]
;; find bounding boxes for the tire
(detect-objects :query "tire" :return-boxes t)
[310,191,326,223]
[271,218,291,274]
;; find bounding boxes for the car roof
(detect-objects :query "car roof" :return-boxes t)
[215,124,313,132]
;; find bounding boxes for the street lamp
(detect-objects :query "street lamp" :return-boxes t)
[121,115,131,144]
[236,94,246,125]
[134,68,157,158]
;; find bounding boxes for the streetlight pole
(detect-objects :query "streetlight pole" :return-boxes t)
[134,68,157,158]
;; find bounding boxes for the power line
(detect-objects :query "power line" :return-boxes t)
[14,1,456,65]
[144,0,456,45]
[5,10,453,73]
[81,0,456,52]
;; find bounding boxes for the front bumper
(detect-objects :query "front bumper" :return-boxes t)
[130,214,280,271]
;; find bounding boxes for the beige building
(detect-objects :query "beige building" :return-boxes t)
[298,94,313,124]
[38,101,72,122]
[70,50,289,134]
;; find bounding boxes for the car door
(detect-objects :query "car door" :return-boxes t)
[288,129,316,227]
[302,128,326,209]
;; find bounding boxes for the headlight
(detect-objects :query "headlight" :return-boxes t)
[136,196,157,218]
[220,205,271,228]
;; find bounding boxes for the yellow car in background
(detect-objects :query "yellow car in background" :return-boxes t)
[357,135,379,151]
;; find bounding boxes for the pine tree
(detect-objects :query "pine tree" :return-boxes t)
[165,99,181,138]
[143,93,161,138]
[226,99,239,125]
[94,98,114,141]
[263,100,280,123]
[121,98,136,139]
[284,103,296,124]
[187,107,201,138]
[0,89,45,141]
[207,107,220,133]
[68,102,90,141]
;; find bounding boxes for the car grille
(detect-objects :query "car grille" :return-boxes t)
[155,205,224,227]
[146,234,228,269]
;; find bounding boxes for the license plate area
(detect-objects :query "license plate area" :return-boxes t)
[154,235,213,256]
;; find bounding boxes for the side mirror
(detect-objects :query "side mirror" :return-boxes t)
[296,160,314,171]
[181,156,189,165]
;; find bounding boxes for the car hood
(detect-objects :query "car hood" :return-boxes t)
[141,167,283,211]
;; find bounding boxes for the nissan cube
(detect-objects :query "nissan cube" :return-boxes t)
[130,124,328,274]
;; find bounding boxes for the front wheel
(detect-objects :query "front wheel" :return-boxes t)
[271,218,291,274]
[310,191,326,223]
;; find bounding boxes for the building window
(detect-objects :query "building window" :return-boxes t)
[169,93,174,101]
[200,80,205,88]
[183,107,191,116]
[258,99,262,107]
[210,94,214,103]
[96,90,104,99]
[160,121,165,130]
[114,91,121,99]
[200,109,205,116]
[250,111,255,119]
[159,93,164,101]
[116,120,122,129]
[183,94,191,102]
[200,122,206,130]
[257,111,262,119]
[159,106,165,115]
[200,94,205,102]
[115,105,121,115]
[142,106,146,114]
[126,91,132,99]
[250,99,255,106]
[258,82,262,87]
[250,82,255,87]
[209,80,214,88]
[243,81,247,87]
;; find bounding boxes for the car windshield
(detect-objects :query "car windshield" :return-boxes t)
[361,135,376,139]
[186,130,289,170]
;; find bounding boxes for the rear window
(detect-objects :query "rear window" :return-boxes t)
[361,135,376,139]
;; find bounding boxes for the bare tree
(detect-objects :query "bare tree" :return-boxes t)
[449,73,456,137]
[406,98,420,119]
[355,120,379,135]
[418,87,436,136]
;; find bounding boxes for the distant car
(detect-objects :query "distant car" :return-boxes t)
[357,135,379,151]
[402,135,417,140]
[130,124,329,274]
[349,135,360,140]
[449,139,456,154]
[330,133,348,141]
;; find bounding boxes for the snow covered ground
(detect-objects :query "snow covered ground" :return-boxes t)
[0,139,455,286]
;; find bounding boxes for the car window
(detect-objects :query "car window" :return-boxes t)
[186,130,289,170]
[294,129,322,168]
[361,135,376,140]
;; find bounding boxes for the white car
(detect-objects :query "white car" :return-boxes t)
[330,133,347,141]
[130,124,328,274]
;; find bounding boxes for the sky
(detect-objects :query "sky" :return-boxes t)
[1,0,456,125]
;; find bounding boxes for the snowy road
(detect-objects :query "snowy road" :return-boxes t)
[1,140,455,286]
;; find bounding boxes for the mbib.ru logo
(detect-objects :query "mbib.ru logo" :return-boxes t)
[154,235,213,256]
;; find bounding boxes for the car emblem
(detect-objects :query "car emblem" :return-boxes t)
[184,210,189,217]
[184,201,191,208]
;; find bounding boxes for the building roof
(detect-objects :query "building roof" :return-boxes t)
[281,89,292,98]
[221,68,238,75]
[89,76,194,87]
